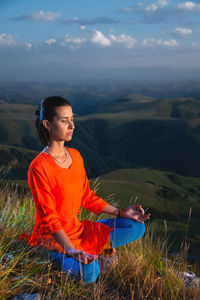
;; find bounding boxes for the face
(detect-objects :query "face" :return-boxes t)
[44,105,75,142]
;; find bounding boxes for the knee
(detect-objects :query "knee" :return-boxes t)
[131,220,145,239]
[121,218,145,239]
[82,260,100,284]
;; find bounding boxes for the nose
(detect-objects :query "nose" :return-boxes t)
[68,120,75,129]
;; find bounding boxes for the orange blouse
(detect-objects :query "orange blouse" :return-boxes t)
[21,147,113,255]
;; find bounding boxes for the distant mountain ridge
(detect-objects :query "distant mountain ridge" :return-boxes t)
[1,90,200,179]
[1,80,200,114]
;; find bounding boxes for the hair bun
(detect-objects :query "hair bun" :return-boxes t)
[35,109,40,116]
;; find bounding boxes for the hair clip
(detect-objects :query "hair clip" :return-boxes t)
[40,100,44,121]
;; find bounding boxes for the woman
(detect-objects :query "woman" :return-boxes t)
[21,96,150,284]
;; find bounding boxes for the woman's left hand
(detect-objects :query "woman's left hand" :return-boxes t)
[122,205,150,223]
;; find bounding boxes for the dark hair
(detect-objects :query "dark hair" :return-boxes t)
[35,96,71,146]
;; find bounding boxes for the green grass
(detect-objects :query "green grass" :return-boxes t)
[0,182,200,299]
[91,168,200,256]
[1,167,200,255]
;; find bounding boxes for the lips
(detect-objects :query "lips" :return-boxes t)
[67,131,73,136]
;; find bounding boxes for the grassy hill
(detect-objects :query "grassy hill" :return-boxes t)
[91,168,200,256]
[0,144,38,180]
[84,93,200,120]
[2,94,200,178]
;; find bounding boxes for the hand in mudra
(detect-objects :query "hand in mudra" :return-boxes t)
[67,248,98,264]
[122,205,150,223]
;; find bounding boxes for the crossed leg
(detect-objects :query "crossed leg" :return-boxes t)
[49,218,145,284]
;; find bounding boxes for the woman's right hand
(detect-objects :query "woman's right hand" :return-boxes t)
[66,248,98,264]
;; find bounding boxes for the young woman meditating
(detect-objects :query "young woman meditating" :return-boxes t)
[21,96,150,284]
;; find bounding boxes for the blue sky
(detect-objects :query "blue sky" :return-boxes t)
[1,0,200,81]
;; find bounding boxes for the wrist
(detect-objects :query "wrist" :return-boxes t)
[118,208,124,218]
[65,247,75,256]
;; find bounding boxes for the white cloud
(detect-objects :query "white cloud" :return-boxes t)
[109,34,136,48]
[25,42,32,49]
[45,38,56,45]
[142,38,178,47]
[174,27,192,35]
[0,33,16,46]
[65,35,86,45]
[91,30,111,47]
[60,31,137,49]
[178,2,200,11]
[62,35,87,48]
[142,38,156,46]
[28,10,61,22]
[145,0,169,12]
[158,39,178,47]
[80,25,86,30]
[121,1,169,14]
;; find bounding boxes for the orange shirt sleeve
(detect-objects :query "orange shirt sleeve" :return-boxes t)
[81,164,108,215]
[28,166,63,234]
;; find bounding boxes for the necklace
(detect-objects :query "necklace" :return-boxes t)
[45,147,68,164]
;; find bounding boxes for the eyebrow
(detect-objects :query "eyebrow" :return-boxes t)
[58,115,74,119]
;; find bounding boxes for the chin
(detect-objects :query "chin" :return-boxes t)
[65,136,72,141]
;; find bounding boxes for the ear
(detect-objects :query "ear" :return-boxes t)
[42,119,51,131]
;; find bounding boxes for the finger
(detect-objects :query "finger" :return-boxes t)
[142,213,151,219]
[84,252,98,260]
[139,214,151,221]
[136,219,144,224]
[77,254,85,264]
[129,216,144,223]
[139,206,145,215]
[87,258,95,264]
[132,205,140,210]
[86,254,97,262]
[132,205,145,215]
[74,253,82,263]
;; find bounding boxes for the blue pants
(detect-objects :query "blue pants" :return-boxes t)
[49,218,145,284]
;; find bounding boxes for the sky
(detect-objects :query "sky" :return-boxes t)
[1,0,200,81]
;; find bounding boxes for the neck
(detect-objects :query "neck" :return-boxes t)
[47,141,65,155]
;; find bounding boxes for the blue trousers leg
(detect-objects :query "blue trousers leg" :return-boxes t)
[98,218,145,248]
[49,251,100,284]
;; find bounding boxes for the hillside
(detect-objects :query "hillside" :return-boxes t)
[2,94,200,179]
[92,168,200,256]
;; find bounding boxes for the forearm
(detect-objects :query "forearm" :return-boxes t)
[101,204,119,216]
[52,229,75,254]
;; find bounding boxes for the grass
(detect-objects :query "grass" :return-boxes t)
[92,168,200,256]
[0,182,200,299]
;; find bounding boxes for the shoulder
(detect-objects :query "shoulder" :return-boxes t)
[66,147,85,168]
[28,152,50,174]
[67,147,83,160]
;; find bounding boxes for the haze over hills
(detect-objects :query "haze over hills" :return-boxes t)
[1,66,200,82]
[1,80,200,114]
